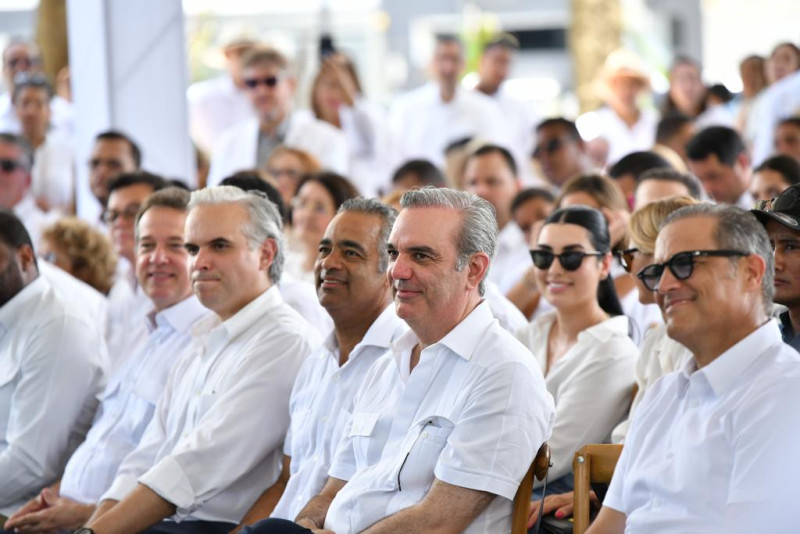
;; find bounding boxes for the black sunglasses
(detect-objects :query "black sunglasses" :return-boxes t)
[636,249,748,291]
[0,158,21,172]
[617,248,639,273]
[530,249,604,271]
[532,138,565,159]
[243,76,281,89]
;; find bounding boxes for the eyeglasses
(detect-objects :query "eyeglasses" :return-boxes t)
[533,138,569,159]
[102,204,141,224]
[636,249,749,291]
[0,158,22,172]
[530,249,604,271]
[243,75,281,89]
[617,247,639,273]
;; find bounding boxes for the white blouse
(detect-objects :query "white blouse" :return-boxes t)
[516,311,638,483]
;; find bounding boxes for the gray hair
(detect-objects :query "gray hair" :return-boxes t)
[662,203,774,316]
[0,132,31,171]
[338,197,397,272]
[400,187,497,296]
[189,185,285,283]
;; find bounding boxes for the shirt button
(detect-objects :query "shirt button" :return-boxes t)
[313,455,319,462]
[666,452,674,460]
[421,432,429,439]
[321,415,328,422]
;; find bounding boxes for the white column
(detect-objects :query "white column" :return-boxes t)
[67,0,194,221]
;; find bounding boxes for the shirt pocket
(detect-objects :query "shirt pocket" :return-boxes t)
[348,412,381,466]
[396,415,454,494]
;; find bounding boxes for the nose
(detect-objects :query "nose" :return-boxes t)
[151,243,169,264]
[656,263,682,295]
[774,247,785,272]
[320,248,343,272]
[192,247,212,272]
[389,253,412,283]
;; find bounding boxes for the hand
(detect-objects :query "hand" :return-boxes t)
[321,54,358,107]
[4,490,95,533]
[526,490,600,528]
[4,493,49,529]
[602,207,631,249]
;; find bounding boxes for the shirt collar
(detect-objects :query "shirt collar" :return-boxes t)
[686,319,782,397]
[149,295,209,334]
[193,285,283,342]
[323,304,406,358]
[0,275,48,328]
[577,315,630,344]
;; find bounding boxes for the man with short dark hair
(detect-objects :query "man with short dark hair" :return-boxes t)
[752,184,800,351]
[633,167,703,209]
[463,144,528,293]
[653,114,694,170]
[208,47,347,185]
[0,211,106,520]
[608,151,673,208]
[533,118,590,189]
[83,186,320,533]
[276,188,553,533]
[750,154,800,202]
[89,131,141,214]
[589,203,800,534]
[390,159,446,192]
[4,188,211,533]
[387,35,507,170]
[775,117,800,162]
[687,126,753,208]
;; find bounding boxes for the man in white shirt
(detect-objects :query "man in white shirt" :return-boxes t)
[187,38,257,155]
[104,173,168,370]
[589,203,800,534]
[13,72,74,213]
[83,186,320,533]
[474,34,537,184]
[387,35,508,170]
[279,188,554,533]
[237,198,406,528]
[463,144,529,294]
[751,69,800,166]
[0,39,73,137]
[686,126,754,209]
[0,211,106,520]
[0,133,57,248]
[4,188,210,532]
[86,131,141,226]
[533,118,592,190]
[208,48,347,186]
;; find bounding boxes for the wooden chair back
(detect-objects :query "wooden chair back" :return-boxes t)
[572,444,623,534]
[511,442,551,534]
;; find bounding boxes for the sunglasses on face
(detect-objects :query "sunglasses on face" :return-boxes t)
[530,249,604,271]
[636,249,748,291]
[617,247,639,273]
[244,76,281,89]
[533,138,566,159]
[0,158,21,172]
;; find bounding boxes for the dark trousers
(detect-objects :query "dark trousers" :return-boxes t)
[240,518,313,534]
[142,520,237,534]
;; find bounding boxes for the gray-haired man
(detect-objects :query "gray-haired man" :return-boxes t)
[81,186,320,534]
[255,187,554,533]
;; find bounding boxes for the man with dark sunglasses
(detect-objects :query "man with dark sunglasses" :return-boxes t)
[533,118,589,189]
[208,47,347,186]
[588,203,800,534]
[752,184,800,351]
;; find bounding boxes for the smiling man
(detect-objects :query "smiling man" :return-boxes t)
[4,188,210,533]
[236,198,406,529]
[752,184,800,351]
[80,186,319,534]
[588,203,800,534]
[264,187,553,534]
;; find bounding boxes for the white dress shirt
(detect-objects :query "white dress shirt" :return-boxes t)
[325,302,554,534]
[483,280,528,334]
[576,106,658,165]
[59,296,210,504]
[187,75,255,155]
[272,305,407,520]
[105,259,151,371]
[39,260,109,337]
[102,286,320,523]
[611,324,691,443]
[604,320,800,533]
[482,87,539,185]
[387,83,509,169]
[278,273,332,336]
[515,312,637,483]
[30,133,75,212]
[13,193,58,251]
[0,93,74,138]
[751,70,800,166]
[207,113,348,186]
[489,222,531,295]
[0,276,107,515]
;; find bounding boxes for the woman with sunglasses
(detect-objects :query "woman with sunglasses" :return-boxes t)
[516,205,638,514]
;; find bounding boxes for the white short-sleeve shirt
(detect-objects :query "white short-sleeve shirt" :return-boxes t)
[515,312,637,483]
[102,286,320,523]
[271,305,407,520]
[604,320,800,533]
[59,296,210,504]
[324,302,554,534]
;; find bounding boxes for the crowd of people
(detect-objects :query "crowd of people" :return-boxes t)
[1,27,800,534]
